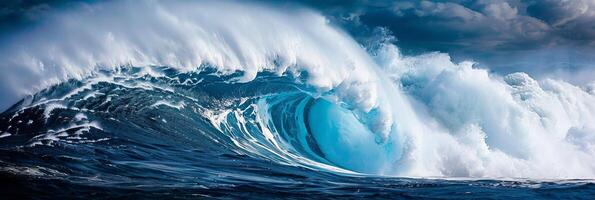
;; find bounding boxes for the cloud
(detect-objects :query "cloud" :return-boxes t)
[482,2,518,20]
[282,0,595,81]
[358,1,554,50]
[527,0,595,42]
[0,0,91,35]
[527,0,592,27]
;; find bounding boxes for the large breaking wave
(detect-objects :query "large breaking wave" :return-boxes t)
[1,0,594,181]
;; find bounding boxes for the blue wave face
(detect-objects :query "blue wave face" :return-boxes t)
[1,66,593,198]
[0,66,398,174]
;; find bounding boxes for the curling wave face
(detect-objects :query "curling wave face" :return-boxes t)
[1,0,595,181]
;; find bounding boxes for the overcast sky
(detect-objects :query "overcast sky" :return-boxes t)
[2,0,595,83]
[291,0,595,82]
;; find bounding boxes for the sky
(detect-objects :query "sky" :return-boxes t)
[1,0,595,84]
[292,0,595,84]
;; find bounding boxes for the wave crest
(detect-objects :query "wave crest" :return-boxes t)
[1,0,595,179]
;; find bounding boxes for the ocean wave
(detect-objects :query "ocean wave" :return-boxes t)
[0,0,594,181]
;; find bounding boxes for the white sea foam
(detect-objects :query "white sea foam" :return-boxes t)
[0,132,12,139]
[374,44,595,178]
[151,100,186,110]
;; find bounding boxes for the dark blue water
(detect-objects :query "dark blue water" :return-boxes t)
[0,67,593,199]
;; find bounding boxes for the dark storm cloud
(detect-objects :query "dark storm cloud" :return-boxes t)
[0,0,92,35]
[527,0,595,43]
[280,0,595,80]
[355,0,551,54]
[297,0,594,49]
[0,1,55,27]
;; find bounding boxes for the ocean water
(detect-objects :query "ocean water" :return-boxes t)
[1,1,595,199]
[1,68,593,199]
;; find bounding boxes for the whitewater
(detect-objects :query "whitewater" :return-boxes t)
[1,1,595,196]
